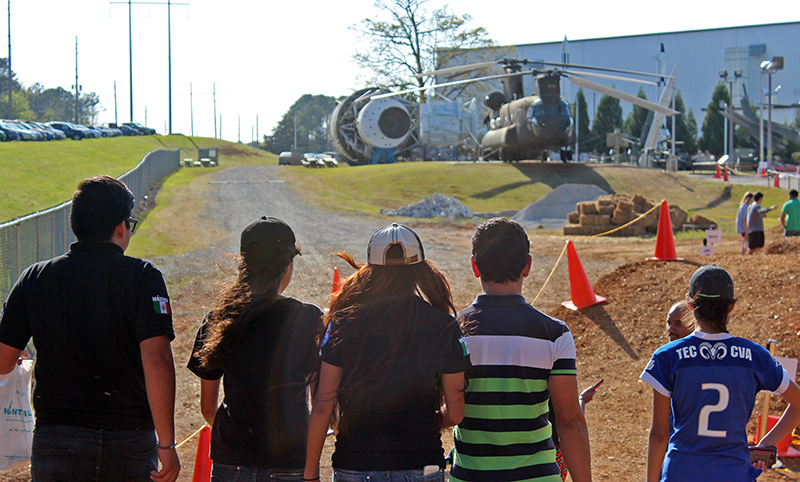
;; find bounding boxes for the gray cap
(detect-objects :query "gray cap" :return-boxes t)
[367,223,424,265]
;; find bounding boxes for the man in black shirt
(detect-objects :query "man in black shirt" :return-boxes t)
[0,175,180,482]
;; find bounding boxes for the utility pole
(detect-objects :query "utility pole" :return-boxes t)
[238,114,240,143]
[7,0,11,119]
[110,0,187,127]
[114,81,118,125]
[213,82,217,138]
[190,82,194,136]
[72,37,81,124]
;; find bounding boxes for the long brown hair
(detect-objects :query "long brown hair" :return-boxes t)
[324,249,456,402]
[196,248,298,370]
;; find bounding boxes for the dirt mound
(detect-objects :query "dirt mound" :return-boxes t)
[219,143,260,157]
[549,254,800,480]
[766,237,800,254]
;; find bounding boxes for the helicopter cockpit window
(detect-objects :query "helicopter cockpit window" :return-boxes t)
[529,99,570,117]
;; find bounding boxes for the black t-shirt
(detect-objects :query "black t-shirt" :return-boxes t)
[188,298,323,469]
[0,242,175,430]
[321,295,471,471]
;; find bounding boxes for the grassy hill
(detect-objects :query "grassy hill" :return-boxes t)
[274,162,786,235]
[0,135,274,223]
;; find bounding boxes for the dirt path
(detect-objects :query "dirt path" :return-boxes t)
[6,165,799,481]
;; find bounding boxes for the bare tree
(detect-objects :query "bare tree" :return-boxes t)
[352,0,497,98]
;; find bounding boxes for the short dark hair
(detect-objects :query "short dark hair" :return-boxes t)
[790,189,798,199]
[70,175,134,242]
[471,217,529,283]
[753,191,764,202]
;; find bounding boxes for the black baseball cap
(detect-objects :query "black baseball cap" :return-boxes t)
[240,216,300,266]
[367,223,425,265]
[689,265,734,300]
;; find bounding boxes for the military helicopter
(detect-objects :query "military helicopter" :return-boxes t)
[386,59,680,162]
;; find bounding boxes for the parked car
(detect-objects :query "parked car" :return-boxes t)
[29,121,66,140]
[278,151,303,166]
[2,120,41,141]
[0,129,7,142]
[15,120,54,140]
[122,122,156,135]
[48,121,88,140]
[0,121,22,140]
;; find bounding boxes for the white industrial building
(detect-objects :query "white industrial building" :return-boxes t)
[500,22,799,129]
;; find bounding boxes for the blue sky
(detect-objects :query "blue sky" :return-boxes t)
[9,0,798,142]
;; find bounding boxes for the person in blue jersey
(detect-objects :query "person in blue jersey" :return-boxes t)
[451,217,591,482]
[642,265,800,482]
[304,223,471,482]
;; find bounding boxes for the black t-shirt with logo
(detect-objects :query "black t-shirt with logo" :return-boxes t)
[0,242,175,431]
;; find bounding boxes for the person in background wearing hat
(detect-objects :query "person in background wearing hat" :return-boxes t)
[0,175,179,482]
[304,223,471,482]
[746,191,777,255]
[450,217,592,482]
[188,216,323,482]
[642,265,800,482]
[736,192,753,255]
[780,189,800,237]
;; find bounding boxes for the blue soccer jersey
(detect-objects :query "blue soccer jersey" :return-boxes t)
[641,331,789,482]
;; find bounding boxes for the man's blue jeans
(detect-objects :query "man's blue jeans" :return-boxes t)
[31,425,157,482]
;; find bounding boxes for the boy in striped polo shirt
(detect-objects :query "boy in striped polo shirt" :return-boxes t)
[451,218,592,482]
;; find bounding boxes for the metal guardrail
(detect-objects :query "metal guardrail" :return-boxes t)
[0,149,180,301]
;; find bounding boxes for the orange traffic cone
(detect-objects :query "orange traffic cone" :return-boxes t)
[332,267,341,294]
[760,167,767,178]
[715,164,721,179]
[562,240,607,311]
[647,201,682,261]
[191,425,212,482]
[774,172,780,188]
[723,166,729,181]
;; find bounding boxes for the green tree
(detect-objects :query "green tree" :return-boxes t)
[573,88,591,153]
[590,94,622,153]
[352,0,495,96]
[698,83,728,156]
[622,87,649,140]
[262,94,336,154]
[669,91,698,154]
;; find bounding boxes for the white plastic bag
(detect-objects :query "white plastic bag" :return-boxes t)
[0,359,33,471]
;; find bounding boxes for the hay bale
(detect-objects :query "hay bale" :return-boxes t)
[577,201,598,215]
[611,209,635,225]
[597,204,616,215]
[596,198,616,207]
[631,194,647,205]
[580,214,611,226]
[616,200,633,212]
[619,225,646,237]
[567,212,580,224]
[562,224,585,236]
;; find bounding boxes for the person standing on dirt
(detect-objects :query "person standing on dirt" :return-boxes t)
[0,175,180,482]
[304,223,470,482]
[735,192,753,255]
[642,265,800,482]
[746,191,776,255]
[780,189,800,237]
[666,301,692,342]
[450,218,592,482]
[188,216,323,482]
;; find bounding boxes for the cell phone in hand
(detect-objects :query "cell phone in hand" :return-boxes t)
[590,379,604,391]
[749,445,778,468]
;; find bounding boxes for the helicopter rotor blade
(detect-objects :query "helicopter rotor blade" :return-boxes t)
[565,73,679,116]
[415,61,503,78]
[561,69,657,86]
[538,61,674,80]
[373,71,528,100]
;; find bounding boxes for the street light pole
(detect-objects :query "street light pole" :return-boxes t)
[760,57,784,167]
[719,70,741,162]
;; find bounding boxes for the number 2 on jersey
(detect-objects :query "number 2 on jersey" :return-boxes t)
[698,383,729,437]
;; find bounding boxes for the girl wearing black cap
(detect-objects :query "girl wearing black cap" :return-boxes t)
[304,223,471,482]
[641,265,800,482]
[188,216,323,482]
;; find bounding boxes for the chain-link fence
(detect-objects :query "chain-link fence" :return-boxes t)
[0,149,180,302]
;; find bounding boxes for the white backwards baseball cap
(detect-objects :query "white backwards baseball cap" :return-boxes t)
[367,223,425,265]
